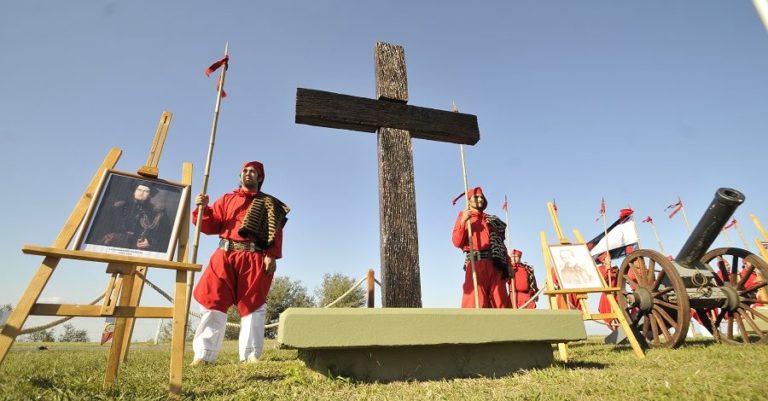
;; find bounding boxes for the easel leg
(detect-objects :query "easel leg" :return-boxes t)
[607,294,645,359]
[103,272,137,390]
[119,266,149,363]
[0,257,60,364]
[169,270,189,394]
[548,293,569,362]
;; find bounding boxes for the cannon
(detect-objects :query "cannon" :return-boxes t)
[617,188,768,348]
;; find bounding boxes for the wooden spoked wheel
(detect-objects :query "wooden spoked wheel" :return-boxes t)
[618,249,690,348]
[698,248,768,345]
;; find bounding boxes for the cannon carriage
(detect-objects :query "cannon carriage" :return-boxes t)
[617,188,768,348]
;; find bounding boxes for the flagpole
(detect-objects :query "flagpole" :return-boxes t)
[734,220,751,250]
[649,220,666,255]
[754,0,768,31]
[454,101,480,309]
[188,42,229,318]
[721,228,732,247]
[679,197,692,234]
[600,198,611,285]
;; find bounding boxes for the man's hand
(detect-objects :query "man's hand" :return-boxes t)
[195,194,209,208]
[264,254,277,275]
[461,209,472,224]
[136,238,150,249]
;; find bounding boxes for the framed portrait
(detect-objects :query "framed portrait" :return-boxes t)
[549,244,604,289]
[73,170,190,260]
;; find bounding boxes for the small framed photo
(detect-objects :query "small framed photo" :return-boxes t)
[74,170,189,260]
[549,244,604,289]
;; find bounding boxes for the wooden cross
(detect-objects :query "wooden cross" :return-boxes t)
[296,42,479,307]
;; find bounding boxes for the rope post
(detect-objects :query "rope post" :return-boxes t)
[367,269,375,308]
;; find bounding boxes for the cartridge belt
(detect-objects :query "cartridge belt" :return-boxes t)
[219,238,263,253]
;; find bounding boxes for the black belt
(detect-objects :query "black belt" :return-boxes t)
[465,250,493,261]
[219,238,263,252]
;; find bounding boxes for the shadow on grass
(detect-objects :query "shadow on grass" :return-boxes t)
[552,360,609,370]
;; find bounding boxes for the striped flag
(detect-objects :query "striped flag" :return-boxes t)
[501,195,508,212]
[723,218,737,230]
[587,208,638,261]
[552,199,558,213]
[665,197,683,219]
[642,216,653,224]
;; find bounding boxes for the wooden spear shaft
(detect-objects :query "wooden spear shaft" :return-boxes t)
[188,42,229,317]
[453,101,479,308]
[650,221,666,255]
[734,221,751,250]
[680,204,692,235]
[600,200,611,286]
[459,144,480,309]
[503,198,516,308]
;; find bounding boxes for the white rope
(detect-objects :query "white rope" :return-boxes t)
[18,293,106,335]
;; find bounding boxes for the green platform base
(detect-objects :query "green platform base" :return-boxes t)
[278,308,586,381]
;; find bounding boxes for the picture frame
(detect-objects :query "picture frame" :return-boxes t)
[74,170,190,260]
[549,243,604,289]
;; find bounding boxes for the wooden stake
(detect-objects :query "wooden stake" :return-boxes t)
[454,101,479,309]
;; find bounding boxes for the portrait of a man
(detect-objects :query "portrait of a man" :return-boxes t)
[77,171,188,260]
[550,244,603,289]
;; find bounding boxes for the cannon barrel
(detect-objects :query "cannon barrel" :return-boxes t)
[675,188,745,268]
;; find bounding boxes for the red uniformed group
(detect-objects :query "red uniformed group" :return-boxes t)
[452,187,539,309]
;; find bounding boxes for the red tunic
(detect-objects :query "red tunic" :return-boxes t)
[452,210,511,309]
[510,263,537,309]
[597,264,619,324]
[192,188,283,316]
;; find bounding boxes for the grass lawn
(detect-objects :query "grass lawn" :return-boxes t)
[0,337,766,400]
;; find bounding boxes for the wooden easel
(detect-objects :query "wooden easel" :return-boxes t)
[540,201,645,361]
[0,112,201,394]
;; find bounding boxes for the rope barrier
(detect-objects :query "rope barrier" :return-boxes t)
[12,272,381,334]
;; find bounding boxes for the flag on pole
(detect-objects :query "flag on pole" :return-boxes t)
[501,195,508,212]
[724,218,737,230]
[100,317,116,345]
[205,54,229,97]
[552,199,558,213]
[642,216,653,224]
[587,208,639,261]
[595,197,606,222]
[665,197,683,219]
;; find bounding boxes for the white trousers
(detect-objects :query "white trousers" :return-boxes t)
[192,304,266,362]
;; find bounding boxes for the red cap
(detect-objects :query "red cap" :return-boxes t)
[511,249,522,257]
[242,161,265,182]
[452,187,484,205]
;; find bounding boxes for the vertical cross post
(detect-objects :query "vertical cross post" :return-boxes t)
[295,42,480,307]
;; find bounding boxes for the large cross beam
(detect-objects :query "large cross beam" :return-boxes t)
[295,42,479,307]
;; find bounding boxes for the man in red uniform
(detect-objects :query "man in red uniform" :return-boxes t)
[596,255,619,326]
[509,249,539,309]
[452,187,511,308]
[191,161,289,365]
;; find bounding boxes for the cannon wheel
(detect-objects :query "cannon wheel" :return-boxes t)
[698,248,768,344]
[618,249,690,348]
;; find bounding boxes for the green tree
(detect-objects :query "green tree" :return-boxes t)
[25,328,56,342]
[265,277,314,337]
[0,304,11,329]
[158,318,197,342]
[58,323,89,342]
[315,273,366,308]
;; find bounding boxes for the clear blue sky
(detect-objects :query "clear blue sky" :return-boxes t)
[1,2,766,341]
